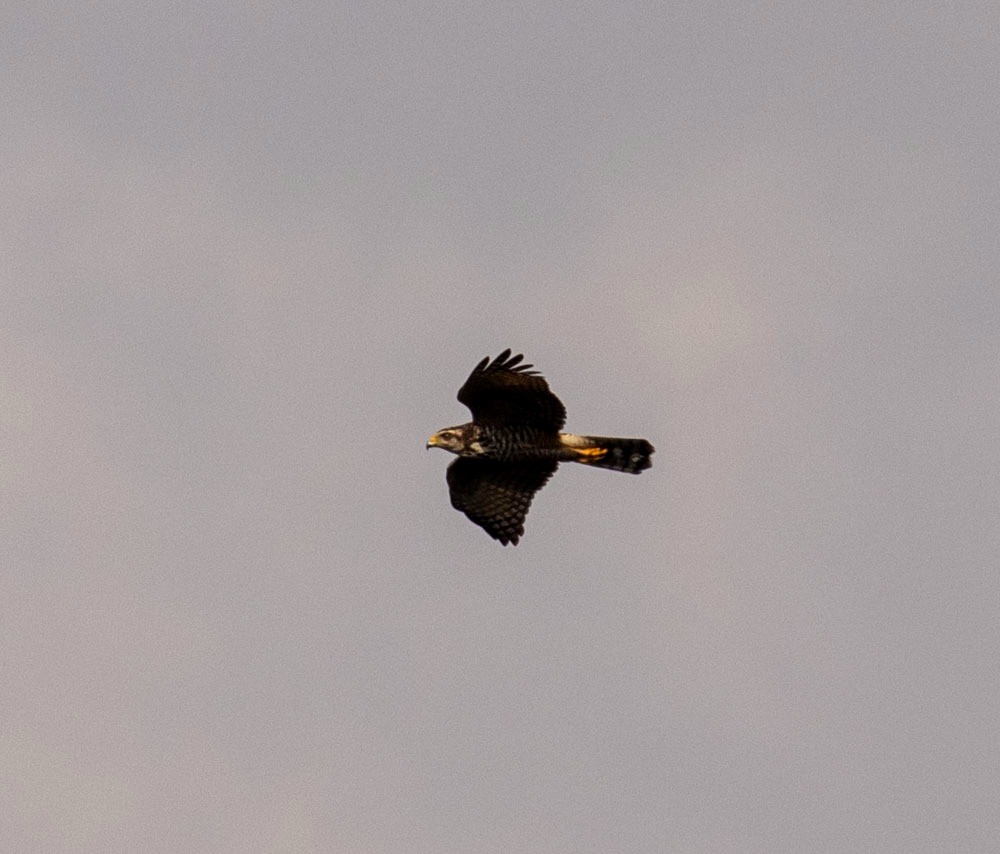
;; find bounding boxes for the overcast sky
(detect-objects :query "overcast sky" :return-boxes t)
[3,3,999,852]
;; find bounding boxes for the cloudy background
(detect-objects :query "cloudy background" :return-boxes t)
[4,3,999,851]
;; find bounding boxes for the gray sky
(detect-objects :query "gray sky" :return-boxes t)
[4,3,999,851]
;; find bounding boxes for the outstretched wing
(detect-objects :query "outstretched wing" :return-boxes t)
[457,349,566,432]
[446,458,558,545]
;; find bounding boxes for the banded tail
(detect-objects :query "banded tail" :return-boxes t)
[560,434,655,473]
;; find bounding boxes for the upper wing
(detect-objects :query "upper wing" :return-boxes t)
[446,457,558,545]
[457,349,566,432]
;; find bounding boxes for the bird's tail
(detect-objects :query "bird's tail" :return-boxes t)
[560,434,654,473]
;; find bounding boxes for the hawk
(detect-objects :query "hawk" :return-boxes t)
[427,349,654,545]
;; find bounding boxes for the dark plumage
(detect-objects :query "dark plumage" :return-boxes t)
[427,349,654,545]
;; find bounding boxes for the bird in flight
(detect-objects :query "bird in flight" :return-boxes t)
[427,349,654,545]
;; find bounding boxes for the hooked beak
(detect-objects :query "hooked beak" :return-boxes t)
[426,433,439,449]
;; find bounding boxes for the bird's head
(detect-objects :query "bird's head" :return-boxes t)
[426,426,466,455]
